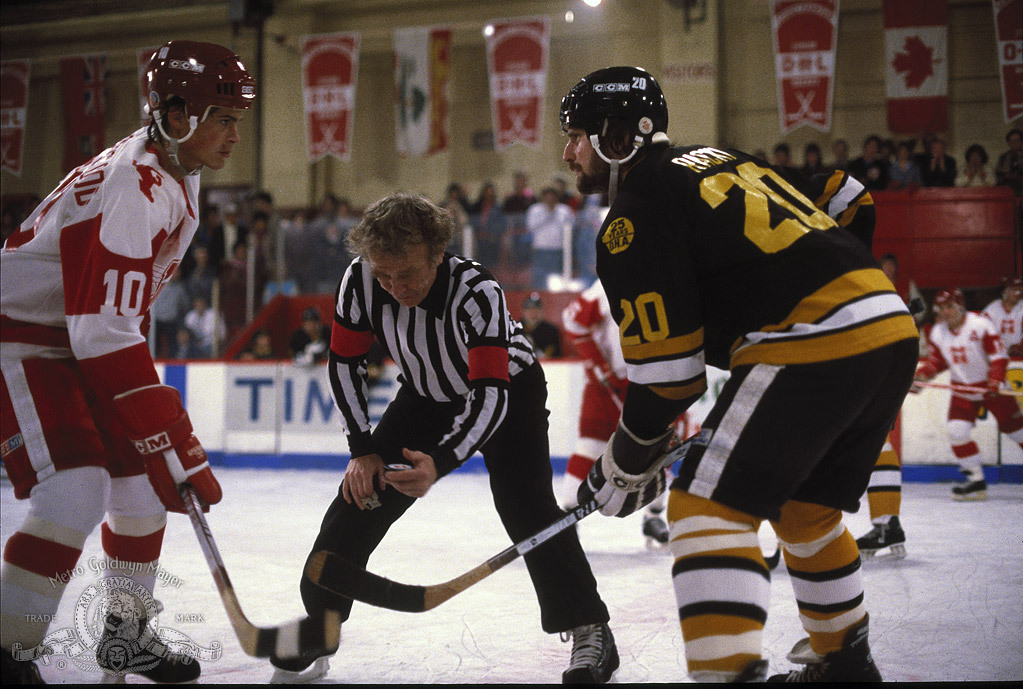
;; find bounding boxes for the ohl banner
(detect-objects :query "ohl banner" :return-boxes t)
[883,0,948,133]
[993,0,1023,122]
[485,17,550,150]
[771,0,839,133]
[1,60,30,176]
[302,33,360,162]
[393,26,451,157]
[60,54,107,172]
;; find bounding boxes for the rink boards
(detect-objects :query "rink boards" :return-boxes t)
[157,359,1023,482]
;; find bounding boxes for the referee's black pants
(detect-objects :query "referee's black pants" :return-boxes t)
[299,362,611,633]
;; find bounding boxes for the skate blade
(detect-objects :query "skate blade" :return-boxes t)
[270,657,330,684]
[785,637,822,665]
[860,543,907,561]
[953,491,987,501]
[644,536,670,551]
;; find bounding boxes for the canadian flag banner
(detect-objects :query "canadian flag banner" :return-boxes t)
[993,0,1023,122]
[137,46,159,125]
[770,0,840,133]
[301,32,360,162]
[393,26,452,157]
[485,17,550,150]
[1,60,30,176]
[883,0,948,133]
[60,53,108,172]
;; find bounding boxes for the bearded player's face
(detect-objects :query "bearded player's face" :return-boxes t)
[563,127,611,195]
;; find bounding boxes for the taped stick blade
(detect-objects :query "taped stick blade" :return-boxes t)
[306,551,427,613]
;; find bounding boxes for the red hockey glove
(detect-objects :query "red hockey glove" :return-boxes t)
[113,385,222,513]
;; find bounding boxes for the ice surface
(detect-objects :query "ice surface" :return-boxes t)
[2,469,1021,683]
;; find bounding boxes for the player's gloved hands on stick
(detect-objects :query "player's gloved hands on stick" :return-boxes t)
[578,422,673,517]
[113,385,222,513]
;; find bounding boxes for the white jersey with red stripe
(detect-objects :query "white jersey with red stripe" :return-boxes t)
[982,299,1023,351]
[562,279,627,378]
[920,311,1008,389]
[1,128,198,379]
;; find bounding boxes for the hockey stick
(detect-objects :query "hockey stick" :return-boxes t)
[180,486,341,658]
[914,380,1023,397]
[304,437,695,613]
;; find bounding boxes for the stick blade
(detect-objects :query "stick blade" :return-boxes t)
[306,551,427,613]
[247,610,342,659]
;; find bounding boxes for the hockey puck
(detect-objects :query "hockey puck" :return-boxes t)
[384,463,412,472]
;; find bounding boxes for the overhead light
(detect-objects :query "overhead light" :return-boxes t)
[483,24,494,37]
[565,10,574,22]
[583,0,602,7]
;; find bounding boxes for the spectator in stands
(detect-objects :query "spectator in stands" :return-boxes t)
[170,326,202,359]
[282,209,317,293]
[914,132,937,170]
[239,328,278,360]
[526,186,574,289]
[210,202,248,269]
[830,138,850,171]
[467,181,506,270]
[308,217,352,294]
[772,142,802,179]
[151,269,191,358]
[847,135,890,191]
[956,144,994,187]
[920,138,957,187]
[503,171,536,269]
[290,306,332,366]
[218,239,253,342]
[982,276,1023,357]
[573,193,607,286]
[887,140,923,190]
[193,204,221,261]
[879,138,895,167]
[800,142,826,179]
[995,128,1023,196]
[554,176,580,211]
[185,244,216,305]
[184,294,225,358]
[253,191,284,286]
[521,292,562,358]
[440,182,472,256]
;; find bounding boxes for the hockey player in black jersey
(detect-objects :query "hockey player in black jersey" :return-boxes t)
[559,66,919,682]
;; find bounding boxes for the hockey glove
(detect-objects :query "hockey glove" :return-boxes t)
[113,385,222,513]
[577,423,673,517]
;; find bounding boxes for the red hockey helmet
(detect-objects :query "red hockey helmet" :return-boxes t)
[933,287,964,310]
[145,40,256,122]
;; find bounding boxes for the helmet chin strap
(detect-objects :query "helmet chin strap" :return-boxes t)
[154,108,206,175]
[588,133,645,205]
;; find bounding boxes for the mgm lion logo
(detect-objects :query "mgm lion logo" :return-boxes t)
[12,576,220,677]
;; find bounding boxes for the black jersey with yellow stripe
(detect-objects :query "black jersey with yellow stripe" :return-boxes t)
[596,145,917,433]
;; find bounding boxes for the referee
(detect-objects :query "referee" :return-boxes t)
[272,193,618,685]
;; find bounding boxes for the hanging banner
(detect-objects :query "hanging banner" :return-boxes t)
[60,53,108,172]
[485,16,550,150]
[993,0,1023,122]
[301,32,360,162]
[137,46,159,125]
[1,60,30,176]
[393,26,451,157]
[883,0,948,133]
[770,0,839,133]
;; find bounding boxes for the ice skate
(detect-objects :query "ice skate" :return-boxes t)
[269,655,331,684]
[733,658,769,681]
[2,646,44,684]
[856,516,907,560]
[561,622,619,684]
[768,614,882,682]
[952,479,987,501]
[96,612,201,684]
[642,512,669,550]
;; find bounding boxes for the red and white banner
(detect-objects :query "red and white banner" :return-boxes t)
[393,26,451,157]
[60,53,107,172]
[485,17,550,150]
[993,0,1023,122]
[137,46,159,125]
[1,60,30,176]
[301,32,360,162]
[883,0,948,133]
[770,0,839,133]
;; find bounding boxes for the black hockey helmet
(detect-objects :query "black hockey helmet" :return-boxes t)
[559,66,668,147]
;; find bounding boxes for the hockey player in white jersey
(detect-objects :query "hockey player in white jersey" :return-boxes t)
[1,40,254,683]
[914,288,1023,499]
[981,276,1023,357]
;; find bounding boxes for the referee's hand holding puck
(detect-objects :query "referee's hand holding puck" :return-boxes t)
[382,448,437,499]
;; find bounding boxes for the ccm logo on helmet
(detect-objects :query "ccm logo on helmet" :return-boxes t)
[593,82,631,93]
[168,59,206,73]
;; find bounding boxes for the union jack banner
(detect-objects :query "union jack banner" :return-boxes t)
[60,53,108,172]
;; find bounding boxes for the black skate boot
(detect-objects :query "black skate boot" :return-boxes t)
[856,516,907,560]
[768,614,882,682]
[642,512,669,550]
[733,658,769,681]
[952,478,987,501]
[561,622,619,684]
[2,646,44,684]
[96,612,200,683]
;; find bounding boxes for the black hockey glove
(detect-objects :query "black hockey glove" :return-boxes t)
[577,423,673,517]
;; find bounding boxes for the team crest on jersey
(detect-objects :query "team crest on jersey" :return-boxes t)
[602,217,634,254]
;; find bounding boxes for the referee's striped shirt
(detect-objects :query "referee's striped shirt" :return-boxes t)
[327,252,538,473]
